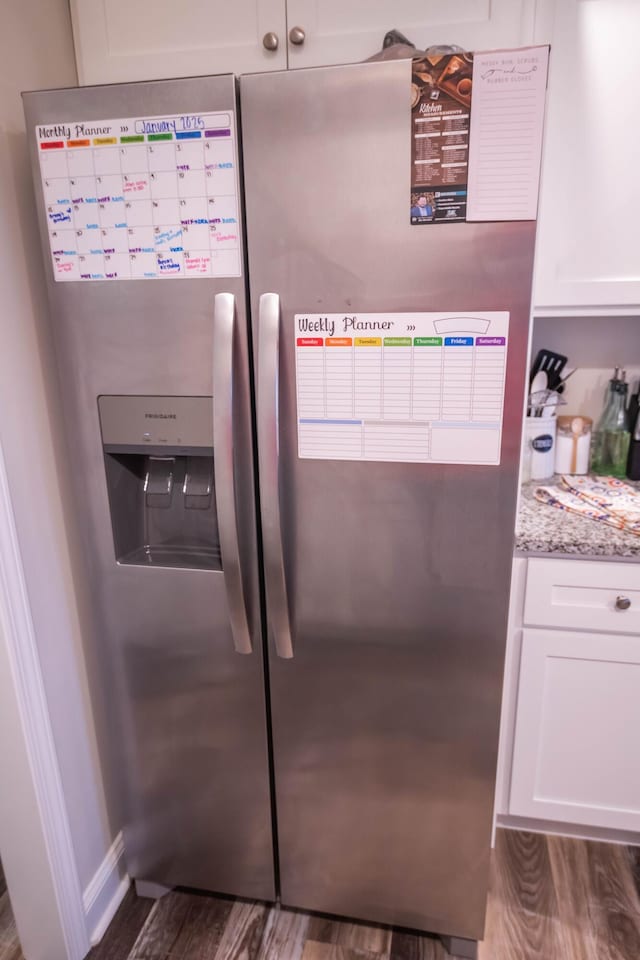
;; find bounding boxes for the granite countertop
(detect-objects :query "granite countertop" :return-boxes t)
[515,479,640,561]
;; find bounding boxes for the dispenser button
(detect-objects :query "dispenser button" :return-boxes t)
[143,432,151,441]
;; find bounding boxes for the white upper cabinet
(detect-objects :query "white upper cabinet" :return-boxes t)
[285,0,538,68]
[70,0,288,84]
[533,0,640,315]
[70,0,538,86]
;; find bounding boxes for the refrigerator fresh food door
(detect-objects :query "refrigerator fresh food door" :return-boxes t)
[23,75,275,900]
[242,60,536,940]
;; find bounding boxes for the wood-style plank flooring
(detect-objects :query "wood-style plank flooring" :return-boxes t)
[2,833,639,960]
[87,832,640,960]
[0,861,22,960]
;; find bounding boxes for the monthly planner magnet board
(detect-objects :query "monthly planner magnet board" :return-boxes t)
[295,312,510,465]
[36,112,241,281]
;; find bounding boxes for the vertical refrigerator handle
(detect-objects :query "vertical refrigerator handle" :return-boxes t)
[213,293,252,655]
[257,293,294,659]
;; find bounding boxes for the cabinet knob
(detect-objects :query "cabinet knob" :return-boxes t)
[263,32,279,51]
[289,26,306,45]
[615,595,631,611]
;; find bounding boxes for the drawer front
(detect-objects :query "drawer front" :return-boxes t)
[524,558,640,634]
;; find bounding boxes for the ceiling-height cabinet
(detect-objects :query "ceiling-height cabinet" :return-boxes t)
[533,0,640,315]
[59,1,640,316]
[284,0,538,69]
[70,0,538,85]
[69,0,288,84]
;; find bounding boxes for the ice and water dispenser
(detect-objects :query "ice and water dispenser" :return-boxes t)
[98,396,221,570]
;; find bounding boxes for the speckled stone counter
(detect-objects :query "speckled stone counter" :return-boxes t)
[515,479,640,561]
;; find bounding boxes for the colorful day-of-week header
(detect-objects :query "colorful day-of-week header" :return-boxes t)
[297,336,506,347]
[37,113,232,149]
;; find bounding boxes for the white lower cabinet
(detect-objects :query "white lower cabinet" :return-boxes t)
[509,626,640,832]
[496,557,640,838]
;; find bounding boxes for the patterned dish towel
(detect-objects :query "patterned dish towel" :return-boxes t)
[534,475,640,536]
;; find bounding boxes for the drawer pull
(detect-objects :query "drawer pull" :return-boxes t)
[615,596,632,611]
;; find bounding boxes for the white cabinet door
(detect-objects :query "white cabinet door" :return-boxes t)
[70,0,287,85]
[510,627,640,831]
[285,0,538,69]
[533,0,640,314]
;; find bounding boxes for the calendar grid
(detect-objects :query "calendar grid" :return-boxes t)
[295,313,510,465]
[37,111,241,281]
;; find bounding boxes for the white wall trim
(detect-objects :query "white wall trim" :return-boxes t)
[83,831,129,945]
[497,814,640,848]
[0,441,90,959]
[534,305,640,318]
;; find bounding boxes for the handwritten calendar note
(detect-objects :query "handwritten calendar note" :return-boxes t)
[295,312,510,465]
[36,112,241,281]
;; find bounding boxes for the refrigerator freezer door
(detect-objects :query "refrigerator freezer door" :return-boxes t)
[242,60,536,939]
[24,76,275,900]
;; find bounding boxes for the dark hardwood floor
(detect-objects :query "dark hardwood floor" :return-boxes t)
[2,832,639,960]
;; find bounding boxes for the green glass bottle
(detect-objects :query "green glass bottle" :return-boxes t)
[591,368,631,477]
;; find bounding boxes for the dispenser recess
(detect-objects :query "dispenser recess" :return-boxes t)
[98,396,220,570]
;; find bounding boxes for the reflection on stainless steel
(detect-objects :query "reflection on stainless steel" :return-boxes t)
[24,75,275,902]
[242,60,535,942]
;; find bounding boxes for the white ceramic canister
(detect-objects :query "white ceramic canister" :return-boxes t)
[554,415,593,475]
[522,415,557,482]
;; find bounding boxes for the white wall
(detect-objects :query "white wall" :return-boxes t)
[0,614,73,960]
[0,0,115,891]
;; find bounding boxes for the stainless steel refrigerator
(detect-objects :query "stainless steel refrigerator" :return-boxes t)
[24,59,537,952]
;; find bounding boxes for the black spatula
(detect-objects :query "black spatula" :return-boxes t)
[530,349,567,390]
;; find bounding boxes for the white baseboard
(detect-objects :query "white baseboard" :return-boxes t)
[83,832,130,945]
[497,813,640,847]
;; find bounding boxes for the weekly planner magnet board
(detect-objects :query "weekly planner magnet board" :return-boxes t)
[36,112,240,281]
[295,312,509,465]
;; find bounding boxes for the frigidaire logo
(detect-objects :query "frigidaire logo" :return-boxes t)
[145,413,177,420]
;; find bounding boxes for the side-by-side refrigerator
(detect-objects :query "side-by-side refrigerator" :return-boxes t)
[24,59,538,949]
